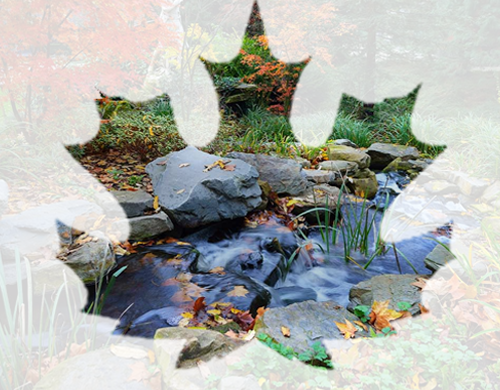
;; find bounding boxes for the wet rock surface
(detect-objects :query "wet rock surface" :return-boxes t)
[113,212,174,241]
[154,328,251,390]
[147,147,262,228]
[0,200,103,260]
[255,300,364,355]
[367,143,420,170]
[424,240,487,278]
[96,190,153,218]
[348,274,428,315]
[33,347,153,390]
[31,231,115,294]
[226,152,308,195]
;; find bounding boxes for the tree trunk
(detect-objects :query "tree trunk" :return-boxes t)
[363,0,377,118]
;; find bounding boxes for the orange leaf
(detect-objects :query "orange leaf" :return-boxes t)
[369,300,402,331]
[227,286,249,297]
[335,319,357,339]
[193,297,206,313]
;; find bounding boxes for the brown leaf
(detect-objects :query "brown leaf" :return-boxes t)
[224,164,236,171]
[227,285,249,297]
[411,277,427,290]
[335,319,357,339]
[197,360,211,380]
[209,266,226,275]
[354,320,368,331]
[193,297,206,313]
[281,326,291,337]
[369,300,403,331]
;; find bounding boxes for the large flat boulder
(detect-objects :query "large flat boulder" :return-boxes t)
[31,231,115,294]
[111,190,154,218]
[35,347,149,390]
[290,184,342,225]
[226,152,308,195]
[0,200,103,259]
[146,147,262,228]
[327,145,371,169]
[113,212,174,241]
[424,240,487,278]
[255,300,362,356]
[153,328,252,390]
[348,274,427,315]
[366,143,420,170]
[346,168,379,199]
[0,179,8,215]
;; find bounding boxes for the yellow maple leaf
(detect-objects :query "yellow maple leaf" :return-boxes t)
[335,319,357,339]
[369,300,402,331]
[227,285,249,297]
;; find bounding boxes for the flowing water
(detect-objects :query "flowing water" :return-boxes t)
[97,172,450,338]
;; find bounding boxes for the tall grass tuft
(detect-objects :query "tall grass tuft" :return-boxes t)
[0,250,125,390]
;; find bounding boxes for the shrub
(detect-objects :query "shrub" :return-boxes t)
[87,110,185,160]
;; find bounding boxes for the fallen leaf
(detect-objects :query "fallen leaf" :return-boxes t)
[369,300,403,331]
[281,326,291,337]
[224,164,236,171]
[411,277,427,290]
[157,160,167,166]
[227,285,249,297]
[193,297,206,313]
[335,319,357,339]
[127,361,150,382]
[111,344,148,360]
[209,266,225,275]
[354,320,368,331]
[203,159,230,172]
[179,163,190,168]
[153,196,159,210]
[176,189,185,195]
[197,360,211,380]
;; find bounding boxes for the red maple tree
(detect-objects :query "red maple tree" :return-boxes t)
[0,0,181,142]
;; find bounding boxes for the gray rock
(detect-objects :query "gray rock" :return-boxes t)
[423,180,456,195]
[348,274,427,315]
[290,184,342,224]
[155,327,241,369]
[34,347,152,390]
[111,190,154,218]
[220,376,261,390]
[449,171,489,198]
[327,145,371,169]
[333,139,359,148]
[366,143,420,170]
[255,300,363,355]
[318,160,359,176]
[295,157,312,169]
[302,169,332,184]
[383,157,429,173]
[113,212,174,241]
[0,200,104,259]
[424,240,487,278]
[147,147,262,228]
[145,155,170,185]
[0,262,26,286]
[481,181,500,203]
[0,179,8,215]
[63,232,115,285]
[226,152,308,195]
[346,168,379,199]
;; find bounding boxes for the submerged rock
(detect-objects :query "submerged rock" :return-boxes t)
[255,300,362,355]
[94,191,143,221]
[327,145,371,169]
[367,143,420,170]
[147,147,262,228]
[348,274,427,315]
[423,179,457,195]
[219,376,261,390]
[226,152,308,195]
[61,232,115,285]
[153,328,252,390]
[0,179,8,215]
[34,347,152,390]
[346,168,379,199]
[0,200,103,259]
[424,240,487,278]
[113,212,174,241]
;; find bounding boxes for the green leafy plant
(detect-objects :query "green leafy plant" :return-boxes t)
[354,305,371,323]
[127,175,144,186]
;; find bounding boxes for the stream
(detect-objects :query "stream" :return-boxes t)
[96,172,450,338]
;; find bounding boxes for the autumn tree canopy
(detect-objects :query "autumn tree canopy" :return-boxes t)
[0,0,179,141]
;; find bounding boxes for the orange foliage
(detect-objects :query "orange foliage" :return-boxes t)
[240,0,355,116]
[0,0,179,140]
